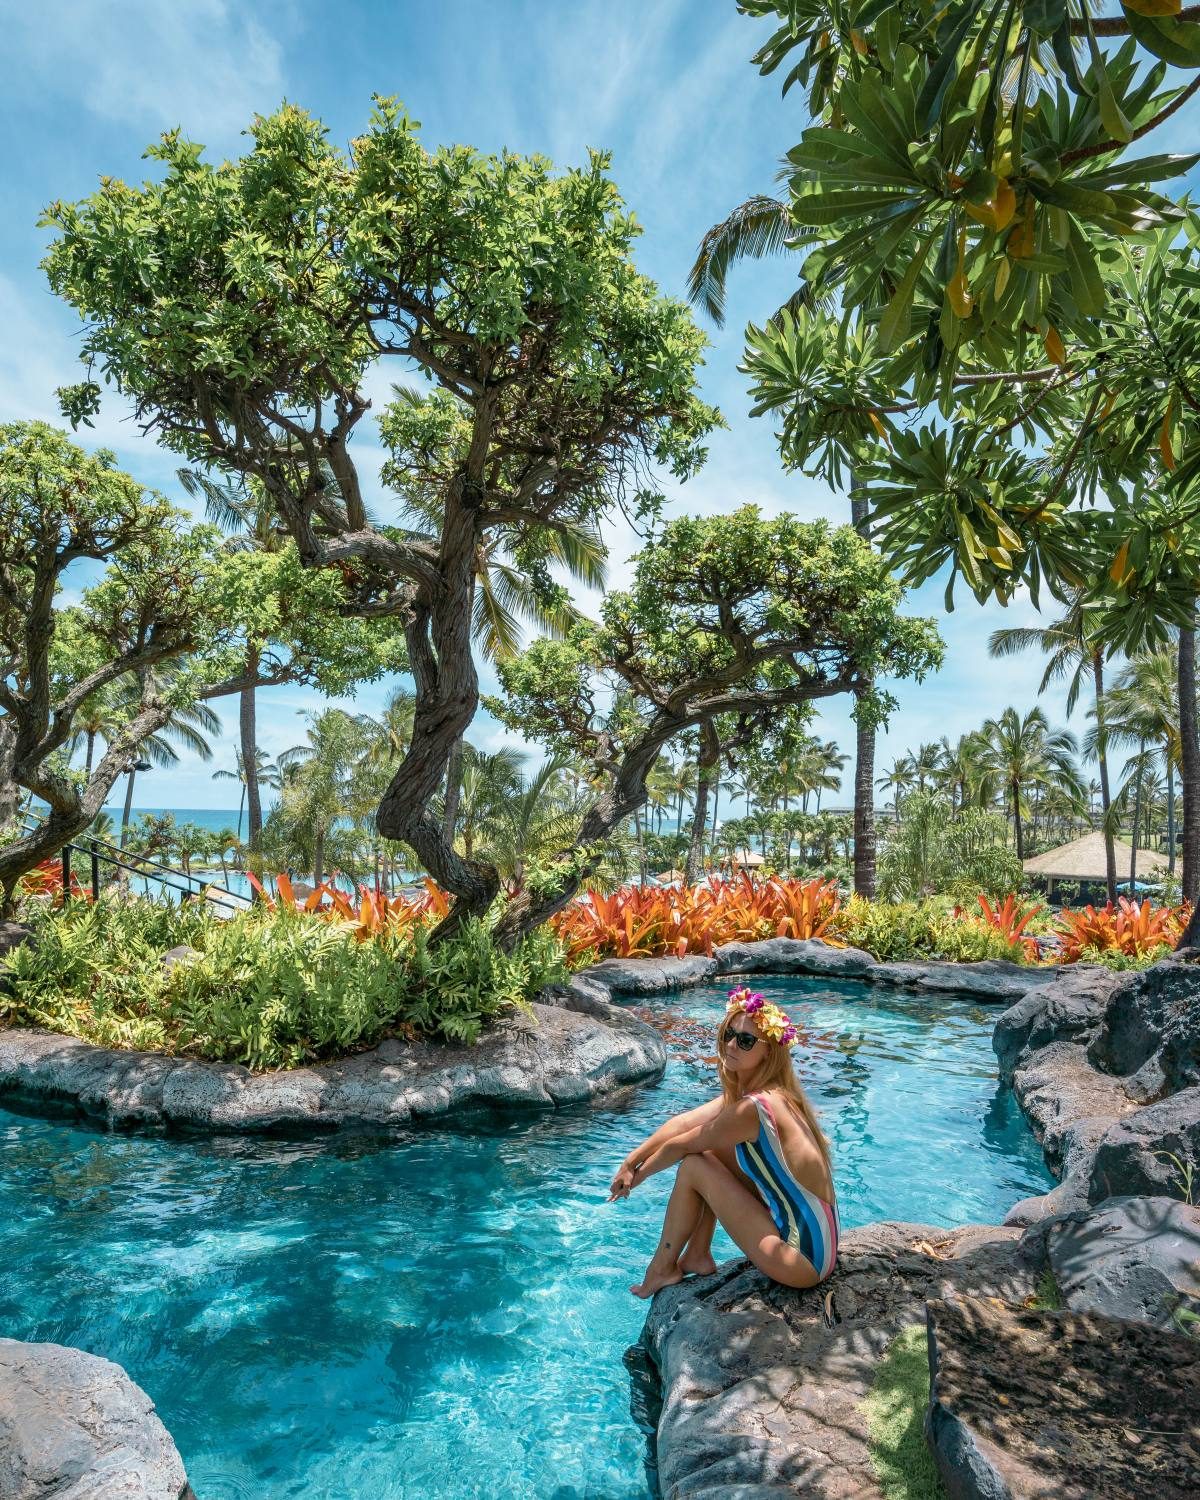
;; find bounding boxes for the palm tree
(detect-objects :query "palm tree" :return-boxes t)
[452,745,526,861]
[979,707,1084,862]
[481,756,585,885]
[935,733,997,812]
[989,602,1117,899]
[910,742,945,794]
[876,757,915,823]
[361,687,418,773]
[212,748,282,842]
[179,468,289,858]
[1088,647,1181,872]
[66,684,124,775]
[118,682,221,848]
[277,709,371,886]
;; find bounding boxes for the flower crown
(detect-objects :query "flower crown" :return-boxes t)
[725,986,798,1046]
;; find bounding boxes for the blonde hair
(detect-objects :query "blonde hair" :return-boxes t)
[717,1008,832,1172]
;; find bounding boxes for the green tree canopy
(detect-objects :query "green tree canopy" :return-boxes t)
[42,99,720,922]
[488,506,942,939]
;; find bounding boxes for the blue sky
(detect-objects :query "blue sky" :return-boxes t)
[5,0,1198,809]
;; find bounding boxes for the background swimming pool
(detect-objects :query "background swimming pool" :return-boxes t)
[0,976,1050,1498]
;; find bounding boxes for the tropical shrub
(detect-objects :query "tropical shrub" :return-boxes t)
[247,872,450,940]
[550,875,841,962]
[1055,898,1186,963]
[975,895,1043,961]
[877,795,1024,903]
[1,898,565,1069]
[832,895,1034,965]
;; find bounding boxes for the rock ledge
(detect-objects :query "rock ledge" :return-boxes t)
[0,998,665,1135]
[0,1337,193,1499]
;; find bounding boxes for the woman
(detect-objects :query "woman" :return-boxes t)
[611,986,839,1299]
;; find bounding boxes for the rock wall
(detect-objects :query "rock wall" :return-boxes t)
[994,955,1200,1221]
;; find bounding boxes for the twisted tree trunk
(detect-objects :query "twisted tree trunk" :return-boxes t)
[375,480,501,936]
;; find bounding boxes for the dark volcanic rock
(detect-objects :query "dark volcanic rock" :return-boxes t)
[641,1220,1040,1500]
[1088,957,1200,1100]
[993,965,1119,1083]
[0,1337,193,1499]
[1088,1085,1200,1202]
[925,1295,1200,1500]
[1010,1040,1136,1179]
[583,954,717,995]
[0,1002,665,1135]
[864,957,1056,1003]
[1045,1195,1200,1330]
[712,935,877,978]
[0,921,33,961]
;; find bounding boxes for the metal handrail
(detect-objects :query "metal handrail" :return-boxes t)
[18,815,247,913]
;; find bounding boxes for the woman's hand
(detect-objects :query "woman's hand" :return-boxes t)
[608,1165,636,1202]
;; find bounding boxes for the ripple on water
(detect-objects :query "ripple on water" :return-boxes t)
[0,976,1051,1498]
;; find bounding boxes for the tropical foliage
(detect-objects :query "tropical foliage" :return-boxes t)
[0,897,565,1069]
[551,874,842,961]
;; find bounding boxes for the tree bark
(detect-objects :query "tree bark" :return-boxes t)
[1012,779,1025,862]
[1177,621,1200,949]
[849,478,877,898]
[241,643,263,858]
[684,725,719,885]
[120,768,137,849]
[853,697,876,896]
[1092,652,1117,903]
[442,734,464,847]
[313,825,326,888]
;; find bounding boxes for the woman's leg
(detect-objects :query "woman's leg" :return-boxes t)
[676,1145,740,1276]
[631,1153,821,1298]
[676,1204,718,1276]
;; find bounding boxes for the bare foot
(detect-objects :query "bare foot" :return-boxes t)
[629,1263,684,1299]
[677,1250,718,1277]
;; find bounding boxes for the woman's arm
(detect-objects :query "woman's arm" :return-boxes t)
[619,1098,724,1173]
[609,1097,724,1200]
[627,1098,759,1190]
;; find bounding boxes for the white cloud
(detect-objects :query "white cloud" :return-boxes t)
[9,1,287,143]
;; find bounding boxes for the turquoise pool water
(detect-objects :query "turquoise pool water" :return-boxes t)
[0,977,1050,1498]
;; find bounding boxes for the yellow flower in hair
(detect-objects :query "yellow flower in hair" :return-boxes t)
[725,987,799,1046]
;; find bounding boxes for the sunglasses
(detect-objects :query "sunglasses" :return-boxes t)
[725,1027,761,1052]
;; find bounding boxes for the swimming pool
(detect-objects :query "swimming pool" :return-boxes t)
[0,975,1050,1498]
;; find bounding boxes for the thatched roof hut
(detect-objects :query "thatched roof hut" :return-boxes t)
[730,848,765,869]
[1022,830,1168,886]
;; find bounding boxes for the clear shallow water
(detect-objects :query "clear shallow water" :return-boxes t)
[0,977,1050,1499]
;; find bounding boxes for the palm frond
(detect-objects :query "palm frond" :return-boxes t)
[688,195,795,327]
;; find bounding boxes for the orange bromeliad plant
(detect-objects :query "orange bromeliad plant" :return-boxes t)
[550,875,842,962]
[246,872,450,941]
[976,893,1043,959]
[1055,897,1187,962]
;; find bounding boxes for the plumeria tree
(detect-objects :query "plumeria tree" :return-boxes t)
[489,507,942,943]
[692,1,1200,932]
[43,100,718,925]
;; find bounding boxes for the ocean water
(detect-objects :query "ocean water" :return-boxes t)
[0,977,1050,1499]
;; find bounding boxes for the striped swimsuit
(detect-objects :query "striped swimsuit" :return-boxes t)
[735,1091,839,1281]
